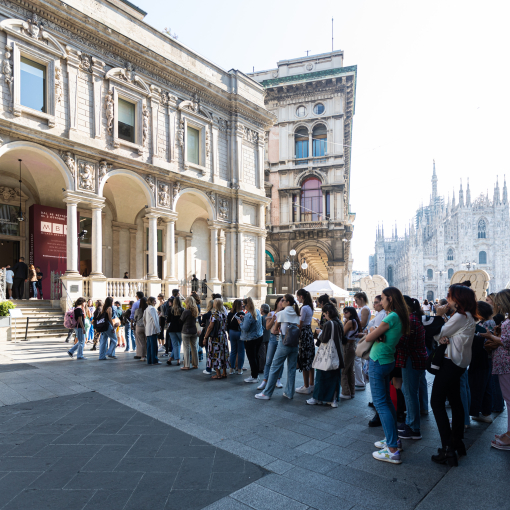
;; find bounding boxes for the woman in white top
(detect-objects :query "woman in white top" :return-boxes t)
[430,285,477,467]
[143,296,161,365]
[255,294,301,401]
[423,300,431,317]
[354,292,370,389]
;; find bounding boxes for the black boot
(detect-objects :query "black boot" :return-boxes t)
[431,446,458,466]
[453,439,467,457]
[368,411,382,427]
[90,345,97,351]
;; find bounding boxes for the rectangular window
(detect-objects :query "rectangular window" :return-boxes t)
[295,140,309,159]
[325,192,330,218]
[313,138,327,157]
[187,126,200,165]
[0,203,20,236]
[20,57,46,113]
[118,98,136,143]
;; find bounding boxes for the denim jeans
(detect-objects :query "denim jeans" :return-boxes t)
[88,324,94,342]
[459,370,471,426]
[229,330,245,371]
[169,332,182,361]
[263,341,299,398]
[68,328,85,359]
[419,371,429,413]
[124,322,136,351]
[402,357,424,431]
[99,324,118,359]
[31,281,37,298]
[263,334,283,380]
[369,359,398,449]
[146,334,159,364]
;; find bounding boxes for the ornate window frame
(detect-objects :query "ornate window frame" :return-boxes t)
[0,18,67,127]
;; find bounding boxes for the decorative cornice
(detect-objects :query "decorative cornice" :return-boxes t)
[261,65,357,88]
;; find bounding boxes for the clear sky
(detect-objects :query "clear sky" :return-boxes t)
[139,0,510,270]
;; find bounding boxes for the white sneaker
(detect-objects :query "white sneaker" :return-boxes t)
[244,377,259,383]
[306,398,319,405]
[472,414,493,423]
[339,394,352,400]
[275,380,283,388]
[158,345,165,352]
[374,438,403,451]
[283,392,291,399]
[372,448,402,464]
[330,401,338,408]
[203,369,212,375]
[257,380,267,390]
[255,392,270,400]
[237,370,243,375]
[295,385,312,394]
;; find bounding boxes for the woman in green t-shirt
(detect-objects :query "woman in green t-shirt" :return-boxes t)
[363,287,410,465]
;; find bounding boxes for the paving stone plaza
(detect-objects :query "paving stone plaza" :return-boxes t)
[0,338,507,510]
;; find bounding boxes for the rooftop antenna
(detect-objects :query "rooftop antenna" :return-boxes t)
[332,17,334,52]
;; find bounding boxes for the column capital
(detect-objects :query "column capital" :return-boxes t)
[207,221,222,230]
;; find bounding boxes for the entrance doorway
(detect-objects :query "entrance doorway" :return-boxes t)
[0,239,20,268]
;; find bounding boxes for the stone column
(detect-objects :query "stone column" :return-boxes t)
[257,135,265,190]
[209,225,220,283]
[296,192,301,222]
[165,219,178,283]
[219,231,226,283]
[322,192,327,221]
[147,213,159,279]
[64,197,80,274]
[185,236,192,280]
[90,205,104,277]
[129,228,137,278]
[257,234,266,284]
[112,225,121,278]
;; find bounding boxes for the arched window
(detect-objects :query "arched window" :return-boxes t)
[427,269,433,280]
[300,177,323,221]
[448,268,454,279]
[478,219,486,238]
[427,290,434,302]
[447,248,454,261]
[312,124,327,157]
[295,127,308,159]
[479,251,487,264]
[387,266,393,286]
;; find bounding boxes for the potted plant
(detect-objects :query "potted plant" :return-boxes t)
[0,300,15,327]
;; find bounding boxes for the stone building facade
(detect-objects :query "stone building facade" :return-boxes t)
[0,0,273,305]
[369,162,510,300]
[250,52,356,294]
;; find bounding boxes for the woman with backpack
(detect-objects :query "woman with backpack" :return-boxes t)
[98,297,119,360]
[66,297,87,360]
[255,294,301,400]
[166,296,184,366]
[134,297,148,360]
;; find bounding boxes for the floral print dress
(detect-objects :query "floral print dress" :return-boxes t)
[493,319,510,375]
[207,311,230,371]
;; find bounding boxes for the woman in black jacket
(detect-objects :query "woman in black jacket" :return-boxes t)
[166,297,184,366]
[307,303,344,407]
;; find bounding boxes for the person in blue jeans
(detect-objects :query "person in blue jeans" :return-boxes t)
[144,296,161,365]
[98,297,118,360]
[227,299,245,375]
[256,294,301,400]
[396,296,428,440]
[257,297,284,390]
[123,301,136,352]
[67,297,87,360]
[167,296,184,366]
[364,286,410,464]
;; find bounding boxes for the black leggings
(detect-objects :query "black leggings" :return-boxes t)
[431,358,466,449]
[245,336,263,379]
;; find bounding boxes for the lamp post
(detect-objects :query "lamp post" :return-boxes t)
[421,275,426,301]
[461,261,477,271]
[435,270,446,299]
[17,159,24,222]
[283,249,308,294]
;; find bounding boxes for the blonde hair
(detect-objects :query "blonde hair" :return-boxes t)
[243,297,256,317]
[206,299,214,313]
[493,289,510,317]
[213,298,224,312]
[185,296,199,318]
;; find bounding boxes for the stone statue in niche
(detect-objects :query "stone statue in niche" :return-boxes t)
[219,198,229,219]
[145,175,156,195]
[55,65,63,105]
[206,191,216,206]
[218,118,228,132]
[191,92,200,113]
[158,183,170,207]
[125,62,134,82]
[142,105,149,147]
[3,46,12,98]
[172,182,181,205]
[60,152,76,176]
[105,89,114,135]
[177,119,184,147]
[79,162,95,191]
[98,160,111,181]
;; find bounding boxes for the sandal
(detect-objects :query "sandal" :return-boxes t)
[211,375,222,379]
[491,433,510,450]
[191,366,198,369]
[221,374,228,379]
[180,367,190,370]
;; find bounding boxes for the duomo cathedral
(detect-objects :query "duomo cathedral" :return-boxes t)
[369,162,510,301]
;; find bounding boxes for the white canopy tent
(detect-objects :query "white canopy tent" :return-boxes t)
[303,280,350,299]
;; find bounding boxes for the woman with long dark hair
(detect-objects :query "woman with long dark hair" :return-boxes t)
[295,289,316,394]
[340,306,362,399]
[430,285,477,466]
[90,299,103,351]
[240,297,264,383]
[134,297,148,360]
[396,296,427,440]
[98,296,118,360]
[166,296,184,366]
[255,294,301,400]
[67,297,86,360]
[363,286,410,464]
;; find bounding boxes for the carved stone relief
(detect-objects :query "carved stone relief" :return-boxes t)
[60,151,76,177]
[219,198,229,220]
[158,182,170,207]
[172,182,181,206]
[23,12,44,39]
[98,160,111,181]
[55,65,63,105]
[78,161,95,191]
[206,191,216,206]
[145,174,156,196]
[142,104,149,148]
[3,45,12,98]
[205,130,210,158]
[105,89,114,135]
[177,119,184,147]
[0,186,21,201]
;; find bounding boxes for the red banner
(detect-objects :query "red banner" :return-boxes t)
[29,204,77,299]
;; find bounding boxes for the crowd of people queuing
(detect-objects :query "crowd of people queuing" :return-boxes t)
[63,282,510,466]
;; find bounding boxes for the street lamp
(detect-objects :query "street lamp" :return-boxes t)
[435,270,447,299]
[283,250,307,294]
[17,159,24,222]
[461,261,477,271]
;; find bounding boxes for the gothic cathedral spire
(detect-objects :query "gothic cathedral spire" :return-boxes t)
[459,179,464,207]
[431,159,438,208]
[466,177,471,206]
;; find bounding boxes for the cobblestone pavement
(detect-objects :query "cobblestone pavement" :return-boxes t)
[0,337,508,510]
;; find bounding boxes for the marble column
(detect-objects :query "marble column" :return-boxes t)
[257,235,266,284]
[112,225,121,278]
[129,228,137,279]
[209,226,220,282]
[147,214,159,279]
[64,197,80,274]
[90,205,104,277]
[165,219,177,283]
[219,231,226,283]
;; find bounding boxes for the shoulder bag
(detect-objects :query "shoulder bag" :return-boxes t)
[94,312,109,333]
[282,323,300,347]
[312,321,340,371]
[355,334,372,360]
